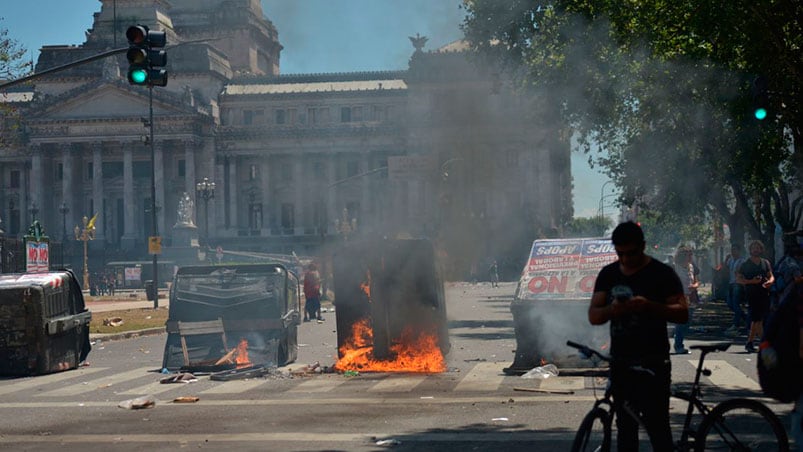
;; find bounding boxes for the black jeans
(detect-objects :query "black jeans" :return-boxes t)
[611,359,673,451]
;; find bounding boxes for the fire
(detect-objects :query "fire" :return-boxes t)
[335,318,445,373]
[235,339,250,368]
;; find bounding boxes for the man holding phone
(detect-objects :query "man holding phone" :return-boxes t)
[588,221,689,451]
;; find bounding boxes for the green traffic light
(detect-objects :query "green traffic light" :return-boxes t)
[754,108,767,120]
[130,68,148,84]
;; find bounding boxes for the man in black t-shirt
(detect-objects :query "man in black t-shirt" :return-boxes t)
[589,221,688,451]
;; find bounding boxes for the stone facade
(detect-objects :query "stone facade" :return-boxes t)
[0,0,572,276]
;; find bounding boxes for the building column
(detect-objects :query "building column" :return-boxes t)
[325,156,336,232]
[154,140,166,237]
[30,143,43,226]
[293,156,304,235]
[91,142,105,243]
[60,143,74,230]
[121,142,136,250]
[184,139,197,205]
[260,158,271,235]
[228,156,238,231]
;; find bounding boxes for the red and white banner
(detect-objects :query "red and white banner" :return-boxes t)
[518,238,617,300]
[26,241,50,273]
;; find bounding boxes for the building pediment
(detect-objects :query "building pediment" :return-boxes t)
[27,81,198,121]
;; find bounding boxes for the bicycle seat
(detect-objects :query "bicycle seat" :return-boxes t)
[690,342,731,353]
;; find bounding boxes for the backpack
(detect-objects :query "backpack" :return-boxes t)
[770,256,791,296]
[757,287,802,403]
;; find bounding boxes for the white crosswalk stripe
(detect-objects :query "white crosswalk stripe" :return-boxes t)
[454,362,505,392]
[199,378,269,394]
[35,367,153,397]
[0,367,107,396]
[368,375,427,393]
[287,376,348,393]
[689,359,761,391]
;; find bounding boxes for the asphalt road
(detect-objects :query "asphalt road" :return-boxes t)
[0,282,796,451]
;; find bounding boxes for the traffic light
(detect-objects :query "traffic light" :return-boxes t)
[126,25,168,87]
[751,76,769,120]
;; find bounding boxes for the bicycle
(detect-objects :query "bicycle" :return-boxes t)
[567,340,789,451]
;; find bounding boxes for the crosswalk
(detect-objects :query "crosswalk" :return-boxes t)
[0,360,764,403]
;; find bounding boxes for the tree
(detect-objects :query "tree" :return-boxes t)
[0,18,32,147]
[565,216,611,238]
[462,0,802,260]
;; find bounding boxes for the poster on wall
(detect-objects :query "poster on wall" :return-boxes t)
[124,267,142,282]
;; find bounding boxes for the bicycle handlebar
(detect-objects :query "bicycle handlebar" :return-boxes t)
[566,340,611,363]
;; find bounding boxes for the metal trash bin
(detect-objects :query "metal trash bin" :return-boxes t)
[0,270,92,376]
[332,237,450,361]
[144,280,155,301]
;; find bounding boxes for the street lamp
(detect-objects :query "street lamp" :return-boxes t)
[334,207,357,241]
[598,180,616,218]
[195,177,215,247]
[29,202,39,222]
[58,202,69,267]
[74,215,96,291]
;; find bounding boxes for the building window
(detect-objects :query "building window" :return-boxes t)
[352,106,363,122]
[312,200,326,233]
[372,105,383,121]
[340,107,351,123]
[281,203,295,234]
[9,170,20,189]
[275,109,286,125]
[313,162,325,180]
[249,164,258,180]
[244,109,264,126]
[280,163,292,183]
[178,159,186,177]
[56,163,63,181]
[87,162,93,180]
[346,161,359,177]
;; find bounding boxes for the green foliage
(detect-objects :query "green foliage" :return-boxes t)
[0,18,31,80]
[462,0,802,257]
[564,215,612,237]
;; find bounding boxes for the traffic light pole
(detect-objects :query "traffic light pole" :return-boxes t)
[149,86,159,309]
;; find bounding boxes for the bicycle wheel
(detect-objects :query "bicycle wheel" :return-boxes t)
[695,398,789,451]
[571,407,612,452]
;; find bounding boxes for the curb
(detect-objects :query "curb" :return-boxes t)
[90,327,165,342]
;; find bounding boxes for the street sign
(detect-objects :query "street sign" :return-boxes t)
[149,236,162,254]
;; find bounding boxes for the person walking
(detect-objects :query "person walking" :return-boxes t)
[488,260,499,288]
[737,240,774,353]
[303,263,323,322]
[672,247,699,354]
[588,221,689,452]
[724,245,747,335]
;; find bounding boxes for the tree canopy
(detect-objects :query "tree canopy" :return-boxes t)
[462,0,802,257]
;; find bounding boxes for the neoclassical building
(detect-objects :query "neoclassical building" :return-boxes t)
[0,0,571,277]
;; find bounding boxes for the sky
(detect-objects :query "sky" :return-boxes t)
[0,0,611,219]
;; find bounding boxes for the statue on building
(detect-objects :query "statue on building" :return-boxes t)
[176,192,195,226]
[409,33,428,52]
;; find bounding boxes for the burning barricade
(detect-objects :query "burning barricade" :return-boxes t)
[504,238,616,375]
[332,238,449,373]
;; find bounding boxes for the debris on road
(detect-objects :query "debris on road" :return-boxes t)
[375,439,401,446]
[102,317,124,327]
[118,395,156,410]
[160,372,198,384]
[172,396,200,403]
[513,387,575,395]
[520,363,559,379]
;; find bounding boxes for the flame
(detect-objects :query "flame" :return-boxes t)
[335,318,445,373]
[235,339,250,368]
[359,270,372,299]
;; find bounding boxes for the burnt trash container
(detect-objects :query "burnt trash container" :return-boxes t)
[332,237,450,360]
[0,270,92,376]
[144,280,155,301]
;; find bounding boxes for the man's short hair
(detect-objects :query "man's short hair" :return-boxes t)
[611,221,645,246]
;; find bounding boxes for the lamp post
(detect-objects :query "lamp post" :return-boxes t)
[334,207,357,241]
[29,202,39,222]
[598,180,615,218]
[58,202,69,267]
[74,215,95,291]
[195,177,216,248]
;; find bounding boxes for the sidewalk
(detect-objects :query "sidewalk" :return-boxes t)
[84,290,169,313]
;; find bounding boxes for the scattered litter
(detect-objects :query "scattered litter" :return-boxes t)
[343,370,360,377]
[118,395,156,410]
[375,439,401,446]
[521,364,559,380]
[103,317,124,327]
[172,396,200,403]
[290,362,322,376]
[491,417,509,421]
[160,372,197,384]
[160,368,170,374]
[145,316,152,320]
[420,396,434,399]
[464,358,487,362]
[138,348,150,354]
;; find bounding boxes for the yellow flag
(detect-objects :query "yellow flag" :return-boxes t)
[87,213,98,229]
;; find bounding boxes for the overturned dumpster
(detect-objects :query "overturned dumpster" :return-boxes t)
[332,238,449,372]
[0,271,91,376]
[504,238,616,375]
[162,264,301,372]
